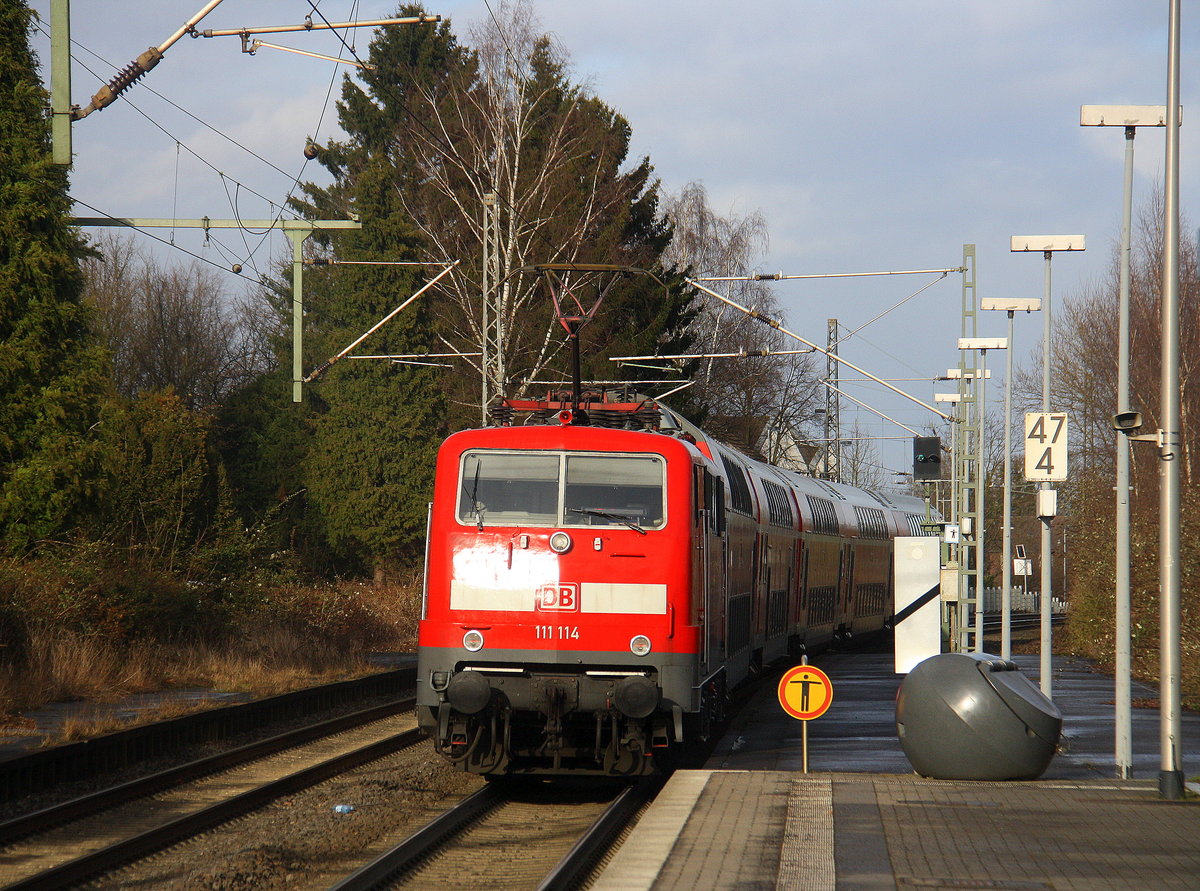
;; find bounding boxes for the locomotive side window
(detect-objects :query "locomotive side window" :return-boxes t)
[458,452,559,526]
[564,455,664,528]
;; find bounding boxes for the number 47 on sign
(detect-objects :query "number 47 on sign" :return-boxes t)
[1025,412,1069,481]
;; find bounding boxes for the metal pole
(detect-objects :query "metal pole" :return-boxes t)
[960,245,977,652]
[1114,126,1135,779]
[286,229,307,403]
[1040,252,1054,696]
[950,411,960,652]
[481,196,491,423]
[51,0,72,165]
[1158,0,1185,801]
[827,319,840,482]
[975,349,987,653]
[1001,312,1015,661]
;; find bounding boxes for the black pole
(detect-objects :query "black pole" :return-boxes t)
[570,324,582,412]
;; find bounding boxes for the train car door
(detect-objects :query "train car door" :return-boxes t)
[698,468,726,675]
[846,546,857,621]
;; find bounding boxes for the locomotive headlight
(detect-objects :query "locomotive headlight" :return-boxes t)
[629,634,652,656]
[549,531,573,553]
[462,630,485,652]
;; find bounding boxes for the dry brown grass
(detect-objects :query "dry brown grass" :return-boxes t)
[0,573,425,736]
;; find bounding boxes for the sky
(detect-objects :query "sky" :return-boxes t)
[28,1,1200,479]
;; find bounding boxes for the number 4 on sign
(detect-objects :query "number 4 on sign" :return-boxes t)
[1024,412,1069,481]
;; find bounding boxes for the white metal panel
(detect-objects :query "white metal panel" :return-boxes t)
[449,580,668,614]
[581,582,667,614]
[893,536,942,674]
[450,582,531,611]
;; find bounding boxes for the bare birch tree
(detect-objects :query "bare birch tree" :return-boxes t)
[313,1,675,421]
[661,181,821,454]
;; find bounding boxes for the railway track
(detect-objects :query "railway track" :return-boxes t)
[0,698,421,890]
[981,611,1066,634]
[331,775,666,891]
[0,666,416,801]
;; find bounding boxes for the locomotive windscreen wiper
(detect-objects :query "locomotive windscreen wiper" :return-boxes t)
[464,460,484,531]
[567,507,647,535]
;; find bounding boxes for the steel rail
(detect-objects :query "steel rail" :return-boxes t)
[982,613,1065,634]
[7,726,426,891]
[0,697,414,846]
[329,786,504,890]
[0,666,416,800]
[537,776,667,891]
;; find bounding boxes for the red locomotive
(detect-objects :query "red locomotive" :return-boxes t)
[416,392,935,776]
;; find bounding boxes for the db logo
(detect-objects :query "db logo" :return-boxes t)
[536,583,579,612]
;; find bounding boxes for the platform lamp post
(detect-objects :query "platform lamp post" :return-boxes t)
[1158,0,1185,800]
[958,338,1007,652]
[1080,105,1169,781]
[980,299,1041,662]
[1010,235,1084,696]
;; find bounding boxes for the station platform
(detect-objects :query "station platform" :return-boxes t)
[593,650,1200,890]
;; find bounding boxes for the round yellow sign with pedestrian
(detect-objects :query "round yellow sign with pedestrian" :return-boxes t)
[778,664,833,721]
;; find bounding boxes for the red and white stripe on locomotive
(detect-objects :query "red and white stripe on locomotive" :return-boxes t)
[415,397,933,776]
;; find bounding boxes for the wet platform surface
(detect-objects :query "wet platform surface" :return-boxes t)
[710,649,1200,779]
[595,648,1200,890]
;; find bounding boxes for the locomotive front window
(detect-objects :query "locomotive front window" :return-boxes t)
[458,453,559,526]
[564,455,664,529]
[456,451,665,529]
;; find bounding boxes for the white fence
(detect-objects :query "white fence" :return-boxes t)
[980,586,1068,614]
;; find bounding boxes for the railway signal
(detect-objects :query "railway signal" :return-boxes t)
[912,436,942,480]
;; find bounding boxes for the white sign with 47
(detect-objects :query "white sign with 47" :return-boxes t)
[1025,412,1069,481]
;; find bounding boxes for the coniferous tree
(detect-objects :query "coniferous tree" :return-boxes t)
[300,3,699,425]
[301,162,448,575]
[0,1,111,552]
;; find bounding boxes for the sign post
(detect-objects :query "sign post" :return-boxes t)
[778,661,834,772]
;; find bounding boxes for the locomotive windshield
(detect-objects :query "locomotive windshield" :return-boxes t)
[457,451,665,529]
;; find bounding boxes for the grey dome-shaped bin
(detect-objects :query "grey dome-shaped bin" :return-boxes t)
[896,652,1062,780]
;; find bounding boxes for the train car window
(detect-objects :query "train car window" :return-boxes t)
[719,454,754,515]
[853,505,889,540]
[564,455,665,529]
[805,495,840,536]
[701,469,726,534]
[458,452,559,526]
[762,479,795,528]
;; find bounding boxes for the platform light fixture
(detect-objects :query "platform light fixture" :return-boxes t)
[1011,235,1085,698]
[1155,0,1185,800]
[981,298,1041,663]
[958,337,1008,651]
[1081,103,1172,783]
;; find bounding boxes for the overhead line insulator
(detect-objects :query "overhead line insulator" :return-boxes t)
[72,47,163,120]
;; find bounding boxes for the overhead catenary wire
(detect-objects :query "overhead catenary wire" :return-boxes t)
[694,266,967,282]
[37,7,365,278]
[299,1,594,266]
[610,348,814,362]
[63,188,263,281]
[304,261,460,382]
[821,380,921,437]
[687,278,954,422]
[832,273,949,348]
